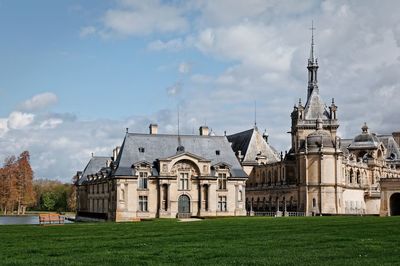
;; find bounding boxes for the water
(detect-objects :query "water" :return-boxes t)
[0,215,73,225]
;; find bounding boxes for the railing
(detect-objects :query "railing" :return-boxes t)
[252,211,306,217]
[254,212,276,217]
[286,212,305,216]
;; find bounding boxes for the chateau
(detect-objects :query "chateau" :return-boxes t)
[76,126,247,221]
[240,31,400,216]
[75,31,400,221]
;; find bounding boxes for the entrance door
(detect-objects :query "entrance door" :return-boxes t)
[178,195,190,214]
[390,193,400,216]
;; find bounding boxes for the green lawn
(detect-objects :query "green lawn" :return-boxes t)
[0,216,399,265]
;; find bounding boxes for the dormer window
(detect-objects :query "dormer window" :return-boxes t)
[216,150,220,155]
[138,147,145,153]
[138,172,148,189]
[218,173,227,190]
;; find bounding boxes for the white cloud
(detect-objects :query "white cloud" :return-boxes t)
[80,26,97,37]
[19,92,58,111]
[103,0,188,36]
[0,118,9,137]
[178,62,191,74]
[166,82,182,96]
[39,118,63,129]
[195,24,295,72]
[7,112,35,129]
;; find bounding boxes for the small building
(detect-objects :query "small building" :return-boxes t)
[380,178,400,216]
[76,125,248,221]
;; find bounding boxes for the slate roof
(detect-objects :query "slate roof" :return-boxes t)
[378,135,400,160]
[227,127,280,164]
[78,156,110,185]
[341,134,400,161]
[113,133,247,178]
[226,129,253,158]
[304,89,331,120]
[339,139,353,156]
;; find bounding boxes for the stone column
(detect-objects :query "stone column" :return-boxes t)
[197,182,202,216]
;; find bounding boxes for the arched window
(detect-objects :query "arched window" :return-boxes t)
[356,170,361,184]
[312,198,316,208]
[268,171,272,185]
[349,169,354,184]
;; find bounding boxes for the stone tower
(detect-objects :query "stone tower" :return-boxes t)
[290,25,343,215]
[290,24,339,154]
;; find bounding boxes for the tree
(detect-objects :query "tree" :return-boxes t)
[0,152,35,215]
[15,151,35,214]
[41,191,56,211]
[68,174,78,211]
[0,156,18,214]
[33,179,75,212]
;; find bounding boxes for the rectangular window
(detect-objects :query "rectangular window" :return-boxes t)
[218,173,227,190]
[138,172,148,189]
[139,196,148,212]
[179,173,189,190]
[218,196,227,212]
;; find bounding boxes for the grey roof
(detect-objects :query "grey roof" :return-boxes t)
[378,135,400,160]
[339,139,353,156]
[227,129,253,158]
[114,133,247,178]
[348,129,380,150]
[304,90,331,120]
[78,156,110,185]
[307,129,334,149]
[342,133,400,161]
[227,127,280,164]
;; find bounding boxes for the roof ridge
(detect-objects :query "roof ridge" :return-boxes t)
[126,132,224,138]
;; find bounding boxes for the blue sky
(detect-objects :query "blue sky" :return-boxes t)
[1,0,400,181]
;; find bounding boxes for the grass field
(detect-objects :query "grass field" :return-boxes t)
[1,216,400,265]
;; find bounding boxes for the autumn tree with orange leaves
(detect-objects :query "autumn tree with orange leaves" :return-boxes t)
[0,151,35,215]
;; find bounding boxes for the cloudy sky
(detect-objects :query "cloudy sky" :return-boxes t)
[0,0,399,182]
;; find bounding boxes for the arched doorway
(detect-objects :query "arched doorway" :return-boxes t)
[178,195,190,215]
[390,193,400,216]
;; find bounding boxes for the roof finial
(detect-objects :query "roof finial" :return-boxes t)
[362,122,369,133]
[177,104,182,148]
[177,105,180,137]
[254,100,257,128]
[309,20,316,62]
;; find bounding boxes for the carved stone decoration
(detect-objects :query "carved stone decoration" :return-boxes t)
[171,160,200,177]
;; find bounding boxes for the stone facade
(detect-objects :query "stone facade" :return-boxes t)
[76,126,247,221]
[236,34,400,216]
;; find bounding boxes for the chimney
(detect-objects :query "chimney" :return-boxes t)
[76,171,82,183]
[393,132,400,146]
[113,146,121,160]
[149,124,158,135]
[199,126,209,136]
[263,131,269,143]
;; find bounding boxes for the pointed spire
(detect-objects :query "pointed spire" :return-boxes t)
[254,100,256,127]
[307,21,319,101]
[309,20,316,63]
